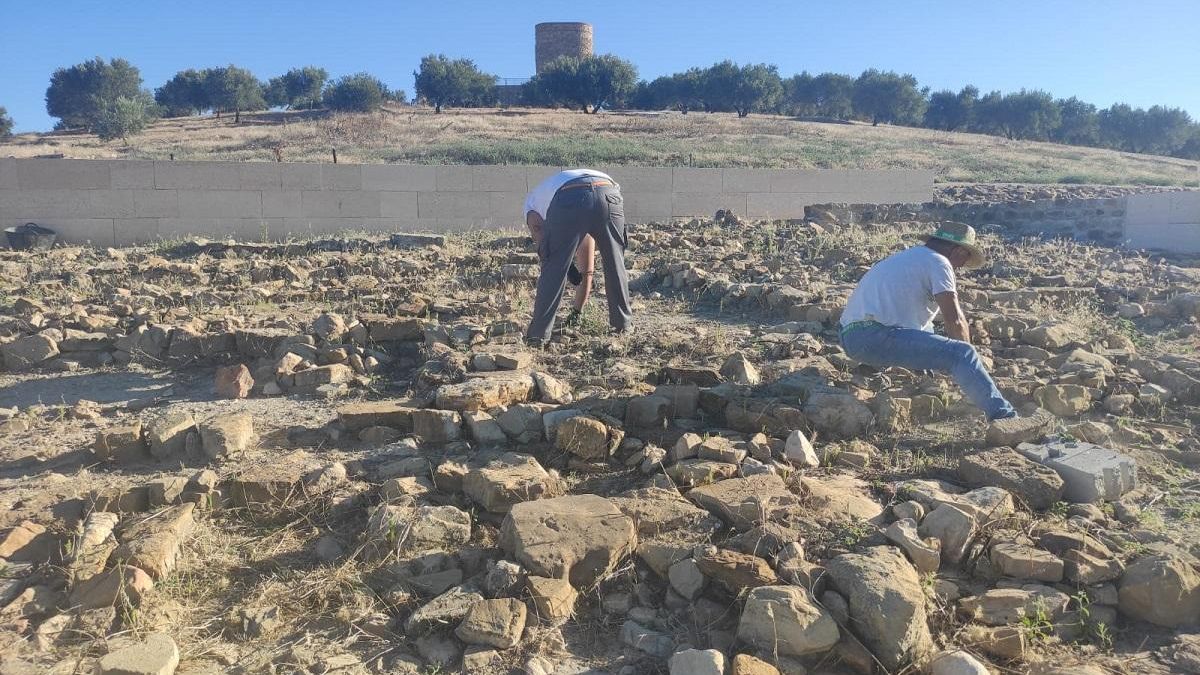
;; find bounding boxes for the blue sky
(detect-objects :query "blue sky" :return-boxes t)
[2,0,1198,133]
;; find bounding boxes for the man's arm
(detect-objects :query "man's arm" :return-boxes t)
[526,210,544,246]
[935,291,971,343]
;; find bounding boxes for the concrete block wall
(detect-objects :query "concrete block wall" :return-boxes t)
[1125,191,1200,252]
[0,158,933,246]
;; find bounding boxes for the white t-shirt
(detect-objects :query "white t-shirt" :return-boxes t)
[523,169,614,220]
[840,245,957,332]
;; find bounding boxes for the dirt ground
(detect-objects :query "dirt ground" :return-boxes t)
[0,213,1199,674]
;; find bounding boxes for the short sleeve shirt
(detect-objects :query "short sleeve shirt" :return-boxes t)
[523,169,613,220]
[840,245,957,332]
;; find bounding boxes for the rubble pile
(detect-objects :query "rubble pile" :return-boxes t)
[0,214,1198,674]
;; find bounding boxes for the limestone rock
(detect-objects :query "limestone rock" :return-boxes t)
[405,585,485,634]
[555,415,620,460]
[737,585,840,657]
[985,409,1054,446]
[94,423,147,463]
[958,585,1070,626]
[669,649,726,675]
[784,429,818,467]
[919,503,976,564]
[731,654,780,675]
[990,542,1064,582]
[145,412,197,460]
[958,447,1064,510]
[687,474,803,531]
[611,487,718,537]
[804,391,874,438]
[929,649,989,675]
[412,409,462,443]
[826,546,934,671]
[435,373,534,411]
[500,494,637,589]
[694,546,778,593]
[214,364,254,399]
[2,334,59,370]
[1119,555,1200,627]
[199,413,255,461]
[885,518,941,573]
[455,598,526,649]
[526,576,577,621]
[532,371,573,404]
[111,504,195,580]
[70,564,154,610]
[464,452,561,513]
[97,632,179,675]
[1035,384,1092,416]
[721,353,761,385]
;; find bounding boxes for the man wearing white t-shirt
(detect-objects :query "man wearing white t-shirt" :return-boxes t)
[840,222,1019,422]
[523,169,632,345]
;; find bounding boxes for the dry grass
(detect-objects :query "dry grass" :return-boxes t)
[3,106,1198,185]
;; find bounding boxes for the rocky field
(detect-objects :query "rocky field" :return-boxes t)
[0,212,1199,675]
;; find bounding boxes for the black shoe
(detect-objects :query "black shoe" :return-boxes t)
[523,336,546,350]
[567,263,583,286]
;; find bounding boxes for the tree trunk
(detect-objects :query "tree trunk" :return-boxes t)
[435,103,442,113]
[235,108,241,123]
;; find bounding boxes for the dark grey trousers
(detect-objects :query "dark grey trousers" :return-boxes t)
[526,179,632,341]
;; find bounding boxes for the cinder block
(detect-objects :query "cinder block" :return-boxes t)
[436,218,497,232]
[622,192,672,222]
[1125,222,1200,253]
[177,190,262,218]
[362,164,437,191]
[155,161,242,190]
[110,161,156,188]
[723,168,769,192]
[321,164,362,190]
[132,189,179,218]
[1169,191,1200,224]
[435,165,477,192]
[417,192,492,219]
[0,159,16,189]
[282,217,370,236]
[525,166,565,189]
[1123,194,1162,226]
[115,218,161,246]
[158,217,280,241]
[602,166,672,192]
[281,163,323,190]
[1017,440,1137,503]
[673,167,723,193]
[262,191,303,218]
[473,165,528,192]
[487,192,527,222]
[3,217,114,246]
[747,193,814,220]
[17,159,110,190]
[239,163,282,190]
[671,192,747,218]
[0,189,135,218]
[380,192,419,219]
[301,190,380,218]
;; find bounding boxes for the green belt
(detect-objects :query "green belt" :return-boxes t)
[840,320,883,336]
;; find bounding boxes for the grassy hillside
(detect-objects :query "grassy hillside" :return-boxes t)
[3,106,1198,185]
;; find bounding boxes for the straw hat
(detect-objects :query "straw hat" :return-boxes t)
[922,222,986,268]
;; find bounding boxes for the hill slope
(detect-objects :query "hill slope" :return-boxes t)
[2,106,1197,186]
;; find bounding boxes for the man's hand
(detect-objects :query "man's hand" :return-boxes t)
[935,291,971,343]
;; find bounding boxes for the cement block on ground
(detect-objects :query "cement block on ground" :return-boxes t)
[110,161,156,189]
[1016,440,1137,503]
[321,164,362,190]
[177,190,262,218]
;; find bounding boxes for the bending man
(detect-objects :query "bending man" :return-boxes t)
[840,222,1019,422]
[523,168,632,346]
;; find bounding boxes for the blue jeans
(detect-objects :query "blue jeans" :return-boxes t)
[841,323,1015,421]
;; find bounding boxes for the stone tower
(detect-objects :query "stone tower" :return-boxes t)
[535,22,594,74]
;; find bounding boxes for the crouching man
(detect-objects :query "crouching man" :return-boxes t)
[523,169,632,347]
[840,222,1037,431]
